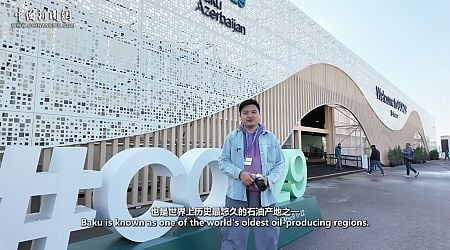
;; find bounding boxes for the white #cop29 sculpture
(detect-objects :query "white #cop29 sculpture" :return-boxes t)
[0,146,102,250]
[0,146,306,250]
[0,146,227,249]
[93,147,227,242]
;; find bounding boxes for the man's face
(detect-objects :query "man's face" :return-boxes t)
[240,104,260,128]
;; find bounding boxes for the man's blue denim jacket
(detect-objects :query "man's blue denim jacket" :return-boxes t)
[219,128,285,207]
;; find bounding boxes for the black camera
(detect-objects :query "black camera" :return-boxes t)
[253,173,267,191]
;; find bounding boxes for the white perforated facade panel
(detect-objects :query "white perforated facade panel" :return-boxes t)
[0,0,435,148]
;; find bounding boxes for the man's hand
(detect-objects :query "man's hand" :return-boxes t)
[239,171,255,186]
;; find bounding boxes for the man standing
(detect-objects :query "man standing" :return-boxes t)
[445,149,449,160]
[335,143,342,170]
[367,145,385,176]
[219,99,285,250]
[403,143,420,177]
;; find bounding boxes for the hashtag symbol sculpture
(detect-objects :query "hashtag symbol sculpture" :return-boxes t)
[0,146,102,250]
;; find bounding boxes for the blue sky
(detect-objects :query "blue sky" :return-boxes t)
[290,0,450,144]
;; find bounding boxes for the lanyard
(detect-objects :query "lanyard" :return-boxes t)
[244,126,260,155]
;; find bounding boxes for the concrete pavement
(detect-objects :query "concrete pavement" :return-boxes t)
[282,160,450,250]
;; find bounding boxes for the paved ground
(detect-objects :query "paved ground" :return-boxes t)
[282,160,450,250]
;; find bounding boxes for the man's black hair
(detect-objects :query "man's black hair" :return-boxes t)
[238,99,260,114]
[371,145,376,148]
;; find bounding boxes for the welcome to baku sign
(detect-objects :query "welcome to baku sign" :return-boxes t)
[0,146,307,250]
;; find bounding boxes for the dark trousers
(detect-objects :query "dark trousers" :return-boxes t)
[369,160,384,174]
[405,159,417,175]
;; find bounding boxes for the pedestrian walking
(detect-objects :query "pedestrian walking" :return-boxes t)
[335,143,342,170]
[367,145,385,176]
[403,143,419,177]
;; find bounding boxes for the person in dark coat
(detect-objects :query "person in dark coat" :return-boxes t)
[367,145,385,176]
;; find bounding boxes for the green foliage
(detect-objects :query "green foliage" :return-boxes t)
[413,146,426,163]
[388,146,404,166]
[394,146,403,164]
[429,149,439,160]
[388,145,429,165]
[387,148,396,165]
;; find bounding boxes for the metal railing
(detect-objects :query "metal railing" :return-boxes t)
[326,153,366,169]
